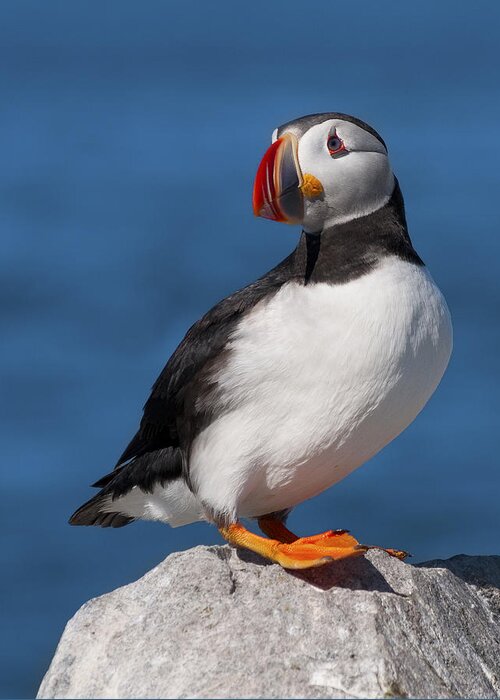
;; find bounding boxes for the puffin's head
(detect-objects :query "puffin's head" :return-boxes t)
[253,113,394,233]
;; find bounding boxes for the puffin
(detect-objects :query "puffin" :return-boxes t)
[70,112,453,569]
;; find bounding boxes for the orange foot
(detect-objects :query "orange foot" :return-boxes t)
[219,521,367,570]
[221,517,408,569]
[258,516,409,561]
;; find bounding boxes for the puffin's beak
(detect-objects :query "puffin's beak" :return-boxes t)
[252,133,304,224]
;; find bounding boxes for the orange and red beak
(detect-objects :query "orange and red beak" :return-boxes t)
[252,133,305,225]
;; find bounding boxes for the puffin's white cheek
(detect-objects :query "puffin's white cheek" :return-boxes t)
[302,152,394,231]
[345,154,394,208]
[302,197,330,233]
[298,139,328,177]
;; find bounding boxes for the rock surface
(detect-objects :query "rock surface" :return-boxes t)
[38,546,500,699]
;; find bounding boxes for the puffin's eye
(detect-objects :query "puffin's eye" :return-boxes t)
[327,132,346,157]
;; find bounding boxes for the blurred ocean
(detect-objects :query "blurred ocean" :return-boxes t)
[1,1,499,696]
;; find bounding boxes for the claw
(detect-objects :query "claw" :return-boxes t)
[363,545,411,560]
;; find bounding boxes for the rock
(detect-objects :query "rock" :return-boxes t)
[37,546,500,699]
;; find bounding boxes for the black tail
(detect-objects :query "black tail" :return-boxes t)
[69,446,183,528]
[69,491,133,528]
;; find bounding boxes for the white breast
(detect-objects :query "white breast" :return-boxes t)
[189,257,452,522]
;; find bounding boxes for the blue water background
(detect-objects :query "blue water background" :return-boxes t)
[1,1,499,696]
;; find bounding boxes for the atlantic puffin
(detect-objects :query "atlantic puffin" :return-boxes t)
[70,112,452,569]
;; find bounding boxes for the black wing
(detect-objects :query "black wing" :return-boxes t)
[69,243,307,528]
[70,250,298,528]
[115,249,298,471]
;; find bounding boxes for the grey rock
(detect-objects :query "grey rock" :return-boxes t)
[37,546,500,699]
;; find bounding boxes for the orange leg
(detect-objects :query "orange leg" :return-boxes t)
[257,516,299,544]
[258,516,351,545]
[219,521,367,570]
[258,515,409,561]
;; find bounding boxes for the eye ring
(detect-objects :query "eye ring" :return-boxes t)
[327,131,347,157]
